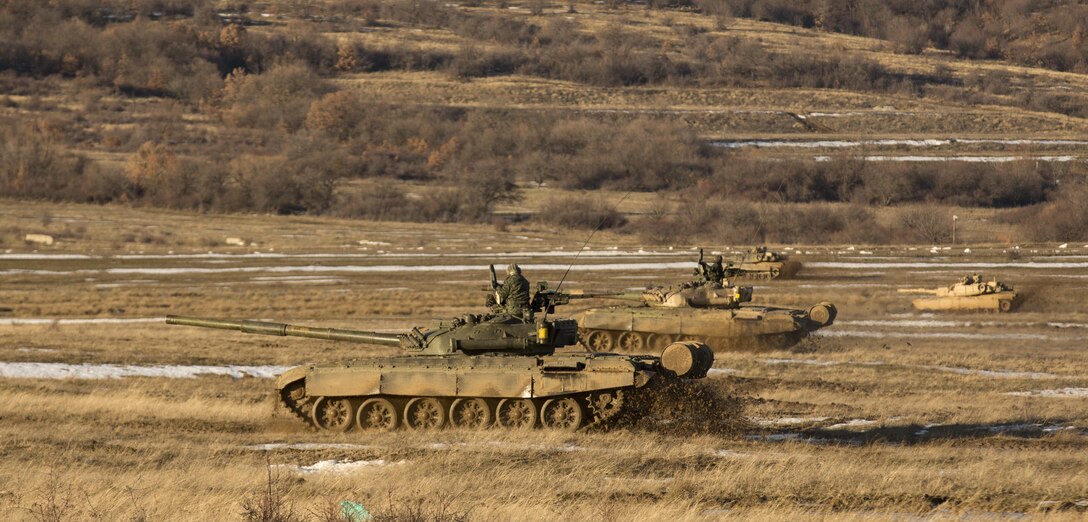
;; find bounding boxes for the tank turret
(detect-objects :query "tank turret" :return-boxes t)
[635,282,753,308]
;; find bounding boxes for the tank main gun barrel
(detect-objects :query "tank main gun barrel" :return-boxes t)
[166,315,406,347]
[897,288,940,295]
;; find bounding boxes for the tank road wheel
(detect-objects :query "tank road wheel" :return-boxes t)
[311,397,355,432]
[496,399,537,430]
[356,398,399,432]
[617,332,646,352]
[404,398,446,430]
[999,300,1013,312]
[769,267,781,279]
[646,333,672,351]
[584,330,615,351]
[449,398,492,429]
[541,397,584,431]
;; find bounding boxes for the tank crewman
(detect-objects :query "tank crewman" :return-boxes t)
[695,249,726,285]
[496,264,531,317]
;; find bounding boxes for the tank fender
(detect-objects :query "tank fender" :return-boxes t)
[275,365,310,391]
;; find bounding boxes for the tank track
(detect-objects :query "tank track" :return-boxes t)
[275,379,646,431]
[278,379,316,428]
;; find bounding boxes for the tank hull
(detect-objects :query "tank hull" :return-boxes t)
[275,350,704,431]
[574,305,829,353]
[912,291,1019,312]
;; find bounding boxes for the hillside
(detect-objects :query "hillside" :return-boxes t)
[1,0,1087,245]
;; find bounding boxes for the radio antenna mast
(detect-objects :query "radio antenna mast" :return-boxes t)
[553,190,634,296]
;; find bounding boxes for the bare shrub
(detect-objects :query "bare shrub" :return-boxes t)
[886,15,927,54]
[893,208,953,244]
[370,493,469,522]
[0,122,106,201]
[335,182,413,221]
[219,63,331,131]
[448,45,525,79]
[241,458,301,522]
[1023,182,1088,242]
[536,194,627,230]
[22,469,80,522]
[306,91,367,141]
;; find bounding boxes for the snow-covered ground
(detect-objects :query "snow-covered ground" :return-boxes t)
[1007,388,1088,398]
[713,138,1088,149]
[0,317,163,325]
[275,459,404,475]
[0,361,288,380]
[762,358,1056,379]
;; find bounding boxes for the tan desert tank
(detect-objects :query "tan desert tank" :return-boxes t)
[734,246,802,280]
[899,274,1019,312]
[572,281,837,353]
[165,283,714,432]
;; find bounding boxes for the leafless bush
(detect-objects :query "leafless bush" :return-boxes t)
[20,469,81,522]
[306,91,368,141]
[893,208,953,244]
[886,15,927,54]
[536,194,627,230]
[370,493,469,522]
[241,458,301,522]
[219,63,331,131]
[1023,182,1088,242]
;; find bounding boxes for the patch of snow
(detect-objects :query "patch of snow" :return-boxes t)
[1048,322,1088,329]
[815,330,1052,341]
[277,459,403,475]
[810,261,1088,269]
[1007,388,1088,398]
[711,449,749,458]
[0,253,92,259]
[17,348,59,353]
[246,443,377,451]
[826,419,877,430]
[0,362,288,380]
[712,138,1088,149]
[751,416,830,427]
[762,358,1055,379]
[837,319,964,328]
[814,155,1080,162]
[763,358,840,366]
[925,366,1055,379]
[0,261,697,277]
[0,317,163,326]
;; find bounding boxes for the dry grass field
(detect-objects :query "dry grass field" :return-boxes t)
[2,200,1087,520]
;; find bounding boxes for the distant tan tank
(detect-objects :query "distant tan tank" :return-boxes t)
[898,274,1019,312]
[571,281,836,353]
[164,281,715,432]
[733,246,802,280]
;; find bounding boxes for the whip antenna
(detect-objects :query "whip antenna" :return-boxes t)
[553,190,634,296]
